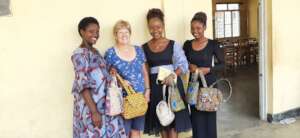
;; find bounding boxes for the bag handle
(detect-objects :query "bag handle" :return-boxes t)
[116,73,135,95]
[198,70,208,88]
[191,69,199,82]
[198,70,232,103]
[110,76,118,87]
[210,78,232,102]
[162,85,171,107]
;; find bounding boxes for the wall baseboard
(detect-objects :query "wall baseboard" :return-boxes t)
[267,107,300,122]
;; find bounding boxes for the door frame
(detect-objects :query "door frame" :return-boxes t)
[258,0,269,120]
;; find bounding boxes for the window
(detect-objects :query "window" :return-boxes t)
[0,0,11,16]
[215,3,240,38]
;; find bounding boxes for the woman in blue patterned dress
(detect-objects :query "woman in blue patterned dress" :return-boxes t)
[71,17,126,138]
[104,20,150,138]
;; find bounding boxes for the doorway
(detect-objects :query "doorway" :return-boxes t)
[212,0,268,136]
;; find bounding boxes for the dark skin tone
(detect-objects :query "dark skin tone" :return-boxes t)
[147,17,178,138]
[189,21,210,75]
[79,23,102,128]
[147,18,182,87]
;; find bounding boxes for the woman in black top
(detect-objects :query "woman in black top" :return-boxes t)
[143,8,192,138]
[183,12,224,138]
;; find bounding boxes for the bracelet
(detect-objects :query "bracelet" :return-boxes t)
[145,88,150,90]
[91,111,98,115]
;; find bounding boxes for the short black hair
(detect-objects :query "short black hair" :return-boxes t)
[146,8,164,23]
[78,17,99,36]
[191,12,207,26]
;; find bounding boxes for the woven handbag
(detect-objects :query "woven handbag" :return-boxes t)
[196,71,232,112]
[116,74,148,119]
[156,85,175,126]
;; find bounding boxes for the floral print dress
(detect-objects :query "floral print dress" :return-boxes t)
[71,48,126,138]
[104,46,146,93]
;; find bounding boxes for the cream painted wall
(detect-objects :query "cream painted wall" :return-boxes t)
[182,0,213,40]
[248,0,258,38]
[0,0,213,137]
[163,0,213,44]
[0,0,161,137]
[271,0,300,114]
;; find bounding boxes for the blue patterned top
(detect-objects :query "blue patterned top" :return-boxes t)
[105,46,146,93]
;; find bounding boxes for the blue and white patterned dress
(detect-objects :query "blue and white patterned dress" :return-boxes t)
[104,46,146,93]
[71,48,126,138]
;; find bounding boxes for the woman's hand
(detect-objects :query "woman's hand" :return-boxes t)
[189,64,210,75]
[198,67,210,75]
[189,64,198,73]
[162,73,176,86]
[144,89,150,102]
[109,67,117,76]
[91,112,102,128]
[81,89,102,128]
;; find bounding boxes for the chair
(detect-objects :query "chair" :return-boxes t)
[223,45,236,76]
[248,38,258,64]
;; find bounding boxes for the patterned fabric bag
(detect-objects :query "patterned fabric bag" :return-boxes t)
[156,85,175,126]
[116,74,148,119]
[196,71,232,112]
[105,76,123,116]
[186,70,199,105]
[169,82,186,112]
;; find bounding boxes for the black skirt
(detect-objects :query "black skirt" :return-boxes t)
[144,74,192,135]
[190,106,217,138]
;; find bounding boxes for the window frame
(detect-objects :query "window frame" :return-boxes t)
[214,3,241,39]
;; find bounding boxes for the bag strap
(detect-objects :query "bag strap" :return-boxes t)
[111,76,118,87]
[162,85,167,101]
[162,85,171,107]
[116,73,135,95]
[198,70,208,88]
[198,69,232,103]
[191,69,199,82]
[210,78,232,103]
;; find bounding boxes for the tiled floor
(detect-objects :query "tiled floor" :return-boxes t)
[143,65,300,138]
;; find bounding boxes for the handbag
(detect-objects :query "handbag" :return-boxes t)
[156,67,177,84]
[156,85,175,126]
[116,74,148,119]
[196,71,232,112]
[186,69,199,105]
[105,76,123,116]
[169,83,186,112]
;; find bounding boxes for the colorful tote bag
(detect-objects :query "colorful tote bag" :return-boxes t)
[105,76,123,116]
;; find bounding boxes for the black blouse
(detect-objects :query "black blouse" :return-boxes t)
[142,40,174,68]
[183,39,224,85]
